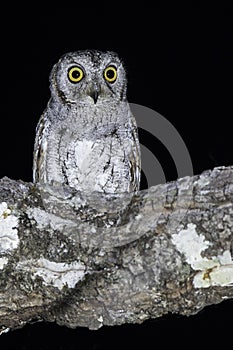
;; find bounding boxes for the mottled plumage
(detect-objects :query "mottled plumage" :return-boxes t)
[33,50,141,193]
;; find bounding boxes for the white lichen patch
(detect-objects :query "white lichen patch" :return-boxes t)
[194,174,210,188]
[0,257,8,269]
[97,315,104,326]
[17,258,87,290]
[172,223,233,288]
[194,264,233,288]
[26,207,76,231]
[0,326,10,335]
[171,223,212,270]
[0,202,19,253]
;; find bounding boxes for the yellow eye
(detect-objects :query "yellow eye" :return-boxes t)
[68,66,84,83]
[104,66,117,83]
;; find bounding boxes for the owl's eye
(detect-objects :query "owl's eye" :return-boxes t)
[103,66,117,83]
[68,66,84,83]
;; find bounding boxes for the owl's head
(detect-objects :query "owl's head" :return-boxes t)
[49,50,127,105]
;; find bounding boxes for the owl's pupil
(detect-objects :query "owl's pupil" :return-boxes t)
[72,70,80,78]
[106,70,114,79]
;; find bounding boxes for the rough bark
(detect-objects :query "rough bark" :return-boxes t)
[0,166,232,334]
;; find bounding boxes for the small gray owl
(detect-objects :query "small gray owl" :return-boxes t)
[33,50,141,194]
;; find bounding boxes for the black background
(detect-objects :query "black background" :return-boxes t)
[1,2,232,349]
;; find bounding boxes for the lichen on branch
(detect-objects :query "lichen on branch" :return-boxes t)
[0,166,232,333]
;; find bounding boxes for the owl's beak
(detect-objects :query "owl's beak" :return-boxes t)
[89,84,100,104]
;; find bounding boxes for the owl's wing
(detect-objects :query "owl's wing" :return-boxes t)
[129,112,141,192]
[32,112,49,183]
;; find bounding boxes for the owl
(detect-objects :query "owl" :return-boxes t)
[33,50,141,194]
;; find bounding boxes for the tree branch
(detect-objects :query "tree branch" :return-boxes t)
[0,166,232,334]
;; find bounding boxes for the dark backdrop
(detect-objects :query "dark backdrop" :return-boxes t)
[1,2,232,349]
